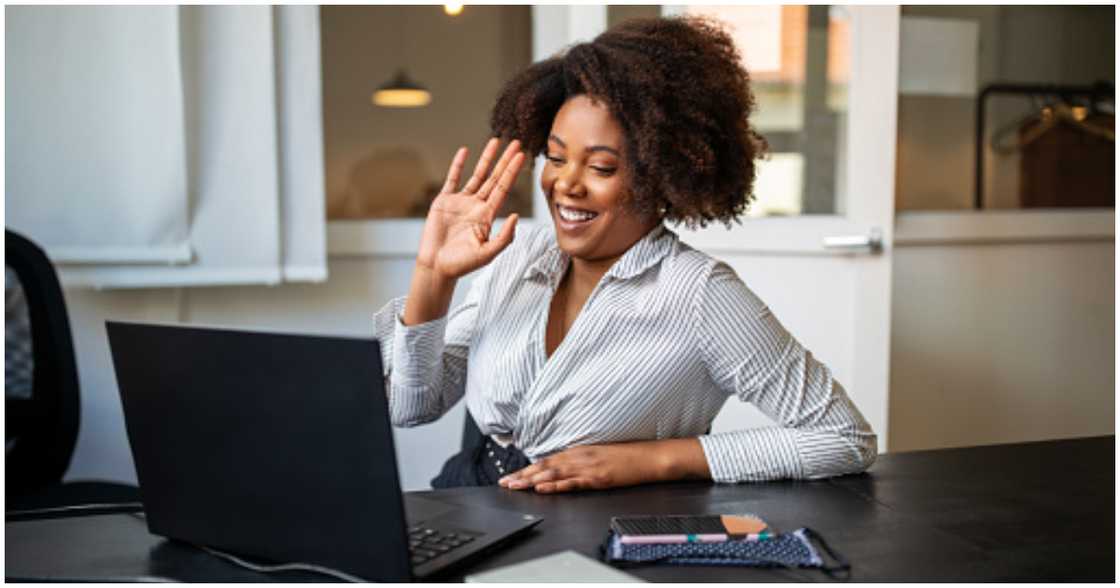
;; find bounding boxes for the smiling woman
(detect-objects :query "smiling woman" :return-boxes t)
[373,15,876,493]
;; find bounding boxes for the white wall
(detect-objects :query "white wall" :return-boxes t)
[889,238,1115,451]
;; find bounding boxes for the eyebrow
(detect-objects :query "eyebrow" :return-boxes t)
[548,134,620,157]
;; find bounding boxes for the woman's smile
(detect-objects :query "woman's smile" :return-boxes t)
[555,202,599,230]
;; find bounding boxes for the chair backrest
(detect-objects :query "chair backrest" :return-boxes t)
[461,410,484,452]
[5,230,80,497]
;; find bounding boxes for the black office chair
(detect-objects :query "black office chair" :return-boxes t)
[5,230,140,514]
[461,412,485,453]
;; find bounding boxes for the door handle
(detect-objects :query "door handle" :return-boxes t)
[823,228,883,253]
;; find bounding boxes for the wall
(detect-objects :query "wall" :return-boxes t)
[889,238,1115,450]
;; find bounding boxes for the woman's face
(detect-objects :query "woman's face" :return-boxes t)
[541,95,658,265]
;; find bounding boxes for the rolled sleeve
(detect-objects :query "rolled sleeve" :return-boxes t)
[693,261,877,482]
[391,312,449,389]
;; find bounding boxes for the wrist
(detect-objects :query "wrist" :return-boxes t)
[402,264,457,326]
[412,262,457,291]
[652,438,710,482]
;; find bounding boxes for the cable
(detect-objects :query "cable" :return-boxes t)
[7,501,368,582]
[196,545,369,583]
[6,501,144,519]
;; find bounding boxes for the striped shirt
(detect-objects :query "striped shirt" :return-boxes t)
[372,223,877,483]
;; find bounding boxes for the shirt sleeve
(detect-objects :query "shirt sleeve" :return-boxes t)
[371,263,494,427]
[692,261,877,483]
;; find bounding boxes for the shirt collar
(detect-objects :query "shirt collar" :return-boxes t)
[523,223,675,283]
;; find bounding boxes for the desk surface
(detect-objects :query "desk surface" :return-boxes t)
[6,436,1114,582]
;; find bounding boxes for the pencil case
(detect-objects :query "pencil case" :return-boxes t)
[599,527,850,578]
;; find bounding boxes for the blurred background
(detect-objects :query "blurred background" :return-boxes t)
[5,5,1114,492]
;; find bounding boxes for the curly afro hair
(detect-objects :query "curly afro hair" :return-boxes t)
[490,16,767,228]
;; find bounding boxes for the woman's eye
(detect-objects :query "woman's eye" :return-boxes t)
[591,166,617,176]
[545,155,564,166]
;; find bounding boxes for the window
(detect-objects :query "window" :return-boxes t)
[895,5,1114,211]
[320,6,535,220]
[618,5,852,218]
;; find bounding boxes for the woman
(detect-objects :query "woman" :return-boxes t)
[373,16,876,493]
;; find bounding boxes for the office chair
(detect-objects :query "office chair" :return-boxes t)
[5,230,140,514]
[461,412,485,452]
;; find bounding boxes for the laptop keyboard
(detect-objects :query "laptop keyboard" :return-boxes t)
[407,525,479,566]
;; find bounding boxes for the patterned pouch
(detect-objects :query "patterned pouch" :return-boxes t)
[599,527,850,579]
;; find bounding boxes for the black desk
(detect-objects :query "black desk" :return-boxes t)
[7,436,1114,582]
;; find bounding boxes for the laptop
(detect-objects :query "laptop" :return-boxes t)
[106,321,542,581]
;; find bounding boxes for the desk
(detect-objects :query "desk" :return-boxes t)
[6,436,1114,582]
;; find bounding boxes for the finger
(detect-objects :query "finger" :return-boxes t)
[462,138,500,193]
[499,459,539,486]
[479,214,518,261]
[505,474,533,491]
[536,478,585,494]
[441,147,468,193]
[477,140,522,200]
[526,468,559,485]
[485,152,525,212]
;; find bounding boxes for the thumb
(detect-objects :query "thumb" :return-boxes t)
[480,214,518,261]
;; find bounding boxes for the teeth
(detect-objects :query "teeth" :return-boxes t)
[558,205,597,222]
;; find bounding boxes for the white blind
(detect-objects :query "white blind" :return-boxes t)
[7,6,327,289]
[6,6,191,265]
[275,6,328,282]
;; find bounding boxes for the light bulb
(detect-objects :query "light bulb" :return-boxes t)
[444,4,463,16]
[372,89,432,108]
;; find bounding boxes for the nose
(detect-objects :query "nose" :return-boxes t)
[553,164,585,198]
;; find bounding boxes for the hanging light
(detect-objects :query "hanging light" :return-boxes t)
[444,4,464,16]
[372,69,432,108]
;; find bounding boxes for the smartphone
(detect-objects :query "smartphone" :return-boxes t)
[610,513,771,544]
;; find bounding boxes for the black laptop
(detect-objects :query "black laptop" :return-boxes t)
[106,321,541,581]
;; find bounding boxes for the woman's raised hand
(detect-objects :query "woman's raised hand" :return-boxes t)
[416,138,526,281]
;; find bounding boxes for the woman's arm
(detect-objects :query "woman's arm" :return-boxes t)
[499,437,711,493]
[691,261,877,482]
[373,139,525,427]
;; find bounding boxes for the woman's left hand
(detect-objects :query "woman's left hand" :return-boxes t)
[498,438,710,494]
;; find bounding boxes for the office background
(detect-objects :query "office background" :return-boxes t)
[5,5,1114,491]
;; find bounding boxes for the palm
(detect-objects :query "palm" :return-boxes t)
[424,194,499,277]
[417,139,525,280]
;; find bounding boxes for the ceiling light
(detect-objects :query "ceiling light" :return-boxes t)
[371,70,432,108]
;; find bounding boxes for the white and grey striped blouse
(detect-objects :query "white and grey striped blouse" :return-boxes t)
[372,223,877,483]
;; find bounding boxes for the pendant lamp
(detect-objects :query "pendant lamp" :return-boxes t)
[372,69,432,108]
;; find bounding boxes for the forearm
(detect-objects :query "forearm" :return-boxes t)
[402,263,457,326]
[501,437,713,493]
